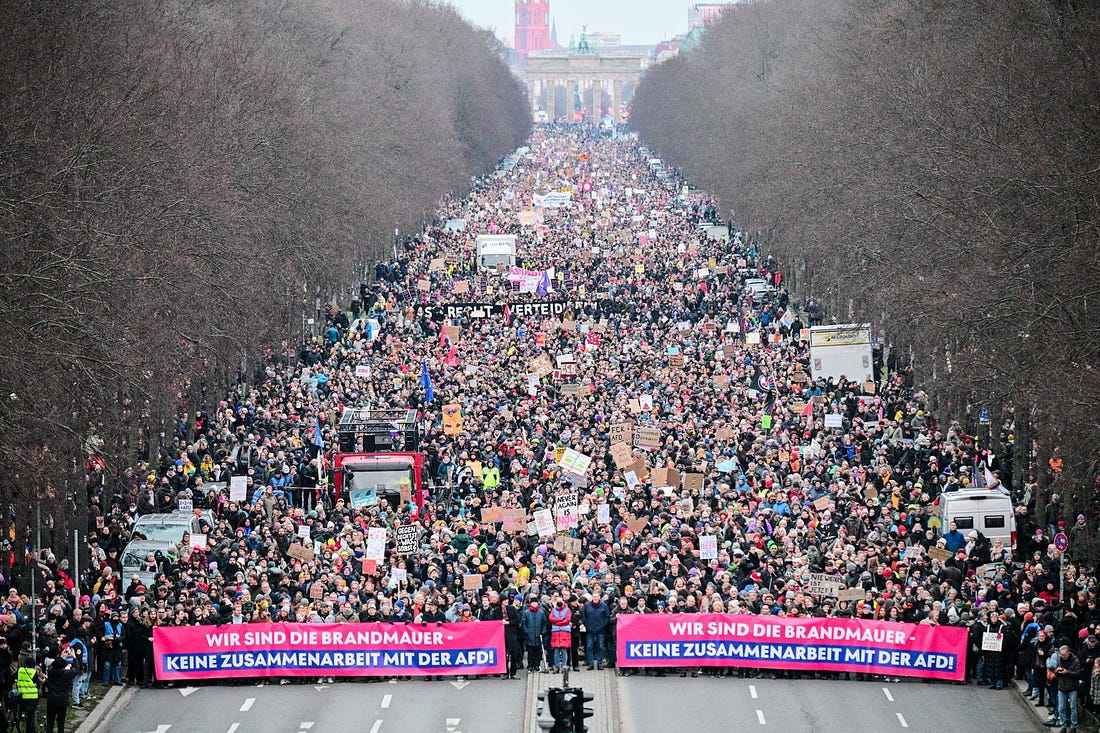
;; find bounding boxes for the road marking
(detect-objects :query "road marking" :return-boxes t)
[239,698,255,712]
[756,709,766,725]
[141,726,171,733]
[179,687,197,697]
[313,685,329,691]
[226,725,240,733]
[882,687,894,702]
[896,712,909,728]
[298,724,315,731]
[749,684,758,699]
[446,719,461,731]
[381,694,392,709]
[370,720,383,733]
[449,679,469,689]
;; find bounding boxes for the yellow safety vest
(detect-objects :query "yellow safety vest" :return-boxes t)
[16,666,38,699]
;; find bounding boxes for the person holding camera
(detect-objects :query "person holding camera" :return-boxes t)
[44,650,77,733]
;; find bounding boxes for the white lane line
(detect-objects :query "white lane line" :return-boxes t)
[239,698,255,712]
[370,720,383,733]
[299,724,315,731]
[882,687,894,702]
[226,725,240,733]
[381,694,392,709]
[749,684,758,699]
[756,709,766,725]
[896,712,909,728]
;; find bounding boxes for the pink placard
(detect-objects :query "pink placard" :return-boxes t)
[154,622,505,680]
[615,613,966,681]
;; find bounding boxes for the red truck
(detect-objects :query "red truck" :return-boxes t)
[333,408,427,515]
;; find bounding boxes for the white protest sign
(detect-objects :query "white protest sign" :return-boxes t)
[558,448,592,475]
[807,573,844,598]
[229,476,248,502]
[700,535,718,560]
[355,364,370,378]
[178,498,193,513]
[189,534,207,550]
[597,503,610,525]
[366,527,387,561]
[533,508,555,538]
[297,525,310,540]
[824,413,844,429]
[981,632,1003,652]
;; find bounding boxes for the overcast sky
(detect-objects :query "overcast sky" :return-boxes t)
[444,0,701,46]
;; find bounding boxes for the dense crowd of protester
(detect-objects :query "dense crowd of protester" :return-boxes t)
[3,124,1099,733]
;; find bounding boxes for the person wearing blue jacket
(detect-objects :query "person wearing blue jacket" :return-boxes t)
[582,590,611,670]
[520,598,548,673]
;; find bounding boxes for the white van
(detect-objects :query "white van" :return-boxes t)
[938,488,1016,557]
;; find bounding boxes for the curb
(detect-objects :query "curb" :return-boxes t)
[75,684,136,733]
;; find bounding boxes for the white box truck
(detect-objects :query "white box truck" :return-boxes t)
[475,234,517,272]
[808,324,874,383]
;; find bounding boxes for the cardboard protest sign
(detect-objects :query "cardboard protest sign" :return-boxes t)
[399,481,413,505]
[288,544,315,563]
[417,278,431,292]
[651,467,670,488]
[429,257,446,272]
[609,421,633,446]
[813,496,832,511]
[684,473,704,492]
[625,516,648,535]
[453,280,470,294]
[396,524,419,555]
[611,443,634,469]
[463,574,483,590]
[442,403,464,436]
[927,546,953,563]
[669,353,685,368]
[529,354,553,378]
[632,456,650,481]
[700,535,718,560]
[562,383,585,396]
[229,476,248,502]
[715,426,736,441]
[444,325,460,343]
[501,508,527,532]
[309,582,326,599]
[634,426,662,450]
[837,587,865,603]
[480,506,503,524]
[904,545,924,561]
[723,343,736,359]
[554,535,582,554]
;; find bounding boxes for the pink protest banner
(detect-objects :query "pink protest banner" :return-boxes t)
[616,613,966,681]
[154,622,505,680]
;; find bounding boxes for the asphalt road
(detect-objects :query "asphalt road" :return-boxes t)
[105,674,1046,733]
[108,677,526,733]
[618,675,1045,733]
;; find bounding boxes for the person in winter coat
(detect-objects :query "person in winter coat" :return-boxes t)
[502,593,524,679]
[582,590,611,670]
[549,597,572,673]
[45,651,77,733]
[1052,644,1082,732]
[520,598,548,673]
[1033,627,1055,708]
[983,611,1008,689]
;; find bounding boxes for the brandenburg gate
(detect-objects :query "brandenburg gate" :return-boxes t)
[525,48,647,122]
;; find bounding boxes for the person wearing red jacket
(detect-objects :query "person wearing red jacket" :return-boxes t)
[549,596,572,674]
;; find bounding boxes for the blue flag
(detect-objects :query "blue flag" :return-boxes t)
[312,416,325,448]
[419,361,434,404]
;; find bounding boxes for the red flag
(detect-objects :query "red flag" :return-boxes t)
[444,346,459,368]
